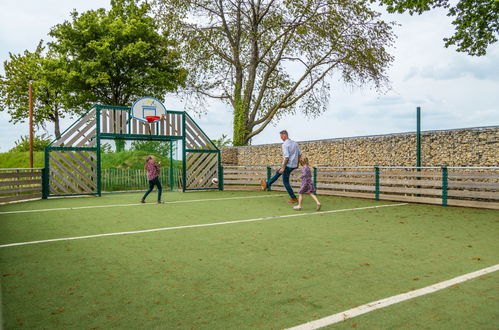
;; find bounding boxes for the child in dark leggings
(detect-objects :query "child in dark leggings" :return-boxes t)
[141,156,163,204]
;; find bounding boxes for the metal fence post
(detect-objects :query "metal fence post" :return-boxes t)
[442,166,448,207]
[41,167,48,199]
[266,166,271,191]
[313,167,317,195]
[375,166,380,201]
[219,166,224,191]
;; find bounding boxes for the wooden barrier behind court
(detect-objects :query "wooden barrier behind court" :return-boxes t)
[223,166,499,210]
[0,168,44,203]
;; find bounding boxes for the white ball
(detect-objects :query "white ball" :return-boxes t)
[211,178,219,184]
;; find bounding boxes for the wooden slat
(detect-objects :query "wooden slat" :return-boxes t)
[380,171,441,178]
[317,183,375,192]
[379,194,442,205]
[53,110,94,146]
[66,152,98,183]
[166,113,171,135]
[0,193,42,203]
[49,155,84,193]
[316,189,374,200]
[49,167,72,194]
[187,154,217,187]
[0,186,42,195]
[320,177,375,185]
[75,151,96,171]
[448,181,499,190]
[448,173,499,179]
[379,178,441,187]
[318,171,374,176]
[447,190,499,200]
[101,109,108,133]
[196,156,218,187]
[379,186,441,196]
[65,119,96,146]
[75,128,97,147]
[0,179,41,187]
[185,126,204,149]
[0,171,42,179]
[176,114,181,136]
[186,117,214,149]
[53,151,95,192]
[121,110,127,134]
[223,180,260,185]
[447,199,499,210]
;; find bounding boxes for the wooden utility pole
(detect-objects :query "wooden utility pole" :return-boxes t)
[29,82,34,168]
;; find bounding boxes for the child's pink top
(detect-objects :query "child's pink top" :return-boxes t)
[145,161,160,180]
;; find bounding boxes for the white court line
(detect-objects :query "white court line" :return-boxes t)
[0,203,406,248]
[287,263,499,330]
[0,194,286,215]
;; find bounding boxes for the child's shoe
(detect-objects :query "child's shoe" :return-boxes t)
[293,206,302,211]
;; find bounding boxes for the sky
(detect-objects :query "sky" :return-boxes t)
[0,0,498,151]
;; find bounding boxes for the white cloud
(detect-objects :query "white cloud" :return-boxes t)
[0,0,498,151]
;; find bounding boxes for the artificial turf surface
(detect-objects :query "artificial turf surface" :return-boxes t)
[1,191,498,329]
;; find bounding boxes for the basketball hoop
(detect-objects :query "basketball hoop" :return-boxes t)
[145,116,161,123]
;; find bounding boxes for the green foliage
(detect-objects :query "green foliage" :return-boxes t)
[48,0,187,108]
[100,150,172,170]
[9,133,52,152]
[212,134,232,148]
[0,42,74,137]
[375,0,499,56]
[156,0,395,145]
[114,139,126,153]
[0,152,45,168]
[129,140,171,157]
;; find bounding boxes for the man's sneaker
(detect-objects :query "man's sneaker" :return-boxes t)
[293,206,302,211]
[316,203,321,211]
[140,199,145,203]
[157,201,164,204]
[288,198,298,204]
[259,179,267,191]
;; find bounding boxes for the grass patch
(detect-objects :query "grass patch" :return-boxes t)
[1,192,498,329]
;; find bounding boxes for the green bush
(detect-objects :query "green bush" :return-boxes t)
[9,134,52,152]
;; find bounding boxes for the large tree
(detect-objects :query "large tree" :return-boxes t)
[49,0,187,110]
[155,0,395,146]
[0,42,71,138]
[375,0,499,56]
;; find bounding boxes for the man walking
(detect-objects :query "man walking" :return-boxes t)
[260,130,301,204]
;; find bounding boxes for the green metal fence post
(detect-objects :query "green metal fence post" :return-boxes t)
[43,147,50,198]
[375,166,380,201]
[442,166,448,207]
[182,112,186,192]
[96,105,102,196]
[266,167,271,191]
[169,141,173,191]
[41,166,48,199]
[219,165,224,191]
[313,167,317,195]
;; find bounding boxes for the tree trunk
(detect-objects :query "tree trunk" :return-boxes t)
[53,111,61,139]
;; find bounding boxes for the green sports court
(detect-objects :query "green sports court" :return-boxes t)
[1,191,498,329]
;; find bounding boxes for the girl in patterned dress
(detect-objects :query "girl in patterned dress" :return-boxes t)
[141,156,163,204]
[293,157,321,211]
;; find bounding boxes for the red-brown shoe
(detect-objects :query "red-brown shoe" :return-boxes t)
[288,198,298,204]
[260,179,267,191]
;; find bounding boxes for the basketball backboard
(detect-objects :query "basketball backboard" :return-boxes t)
[131,97,167,123]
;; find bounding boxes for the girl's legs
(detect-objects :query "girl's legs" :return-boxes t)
[155,178,163,202]
[309,193,321,210]
[293,194,303,210]
[142,179,155,202]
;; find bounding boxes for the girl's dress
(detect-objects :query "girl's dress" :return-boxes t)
[299,166,315,194]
